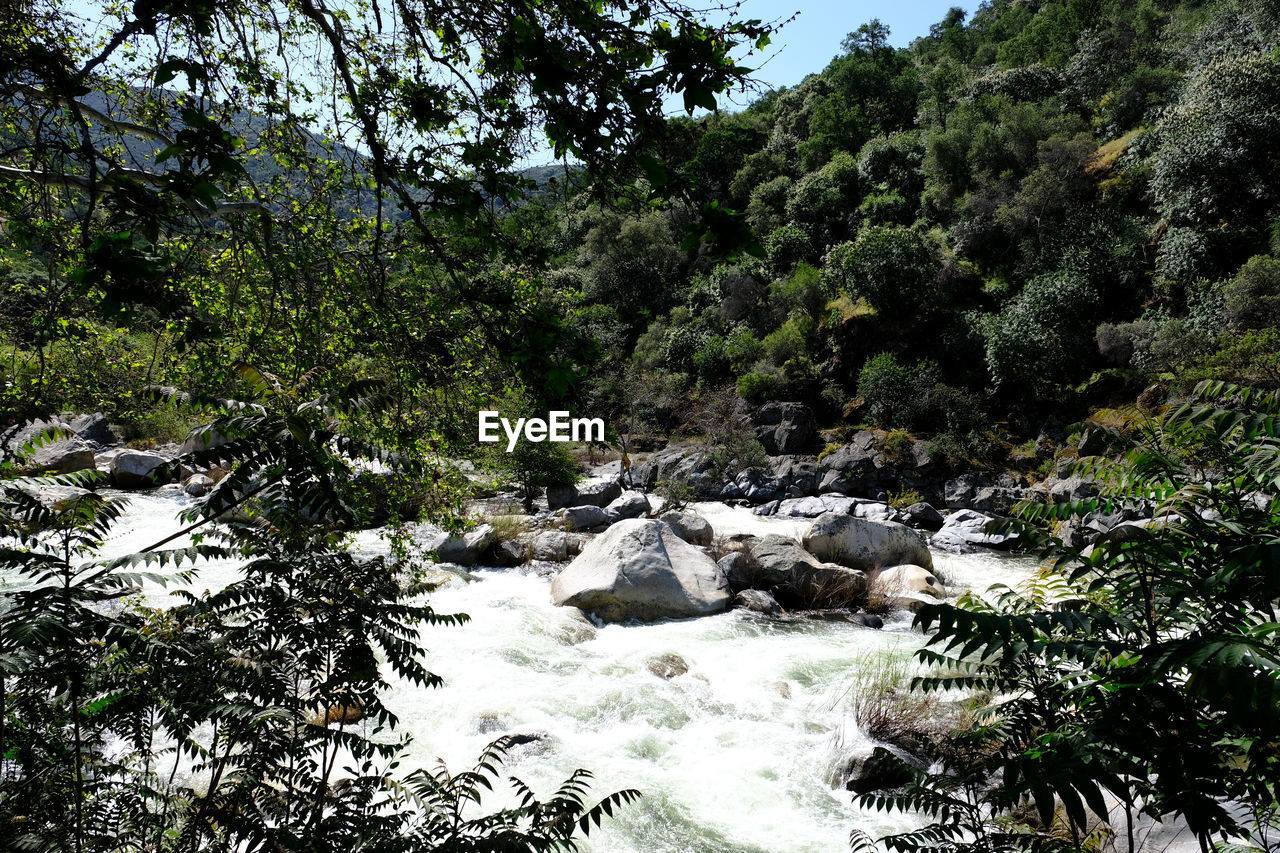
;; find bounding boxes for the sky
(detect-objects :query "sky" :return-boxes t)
[731,0,977,91]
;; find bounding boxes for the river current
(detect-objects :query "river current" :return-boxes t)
[79,490,1044,852]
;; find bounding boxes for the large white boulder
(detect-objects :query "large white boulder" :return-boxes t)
[802,512,933,571]
[871,564,946,599]
[550,519,730,622]
[111,449,171,488]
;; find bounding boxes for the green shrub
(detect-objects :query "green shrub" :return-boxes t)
[737,370,781,403]
[857,353,939,428]
[762,315,814,366]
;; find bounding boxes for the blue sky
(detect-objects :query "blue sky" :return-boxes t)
[735,0,976,90]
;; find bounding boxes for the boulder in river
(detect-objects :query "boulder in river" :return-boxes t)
[871,564,945,599]
[766,494,859,518]
[717,551,760,592]
[436,523,496,566]
[734,589,781,615]
[548,479,621,510]
[559,505,613,532]
[801,513,933,571]
[901,501,944,530]
[646,652,690,679]
[749,534,823,588]
[931,509,1019,552]
[111,449,172,488]
[747,535,867,608]
[659,510,713,546]
[843,746,915,794]
[550,519,730,622]
[605,489,650,520]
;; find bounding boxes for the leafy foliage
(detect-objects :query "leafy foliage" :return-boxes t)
[858,380,1280,852]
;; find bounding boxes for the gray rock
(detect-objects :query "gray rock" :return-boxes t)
[550,479,621,509]
[902,501,944,530]
[945,474,1027,514]
[734,589,781,615]
[931,509,1019,552]
[852,501,901,523]
[111,449,172,488]
[25,435,96,475]
[181,424,234,455]
[802,513,933,571]
[550,519,731,622]
[748,535,867,607]
[546,484,578,510]
[67,413,119,449]
[772,494,859,518]
[605,489,650,520]
[770,456,821,495]
[25,484,93,510]
[646,652,689,679]
[561,505,613,532]
[528,530,574,562]
[843,746,915,794]
[488,538,528,566]
[183,473,215,497]
[436,523,497,566]
[749,535,823,587]
[659,510,713,546]
[717,551,760,592]
[1049,476,1099,504]
[752,402,815,455]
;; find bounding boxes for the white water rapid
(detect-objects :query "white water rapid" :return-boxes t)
[59,491,1048,852]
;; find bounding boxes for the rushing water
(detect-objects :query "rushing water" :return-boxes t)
[45,490,1048,851]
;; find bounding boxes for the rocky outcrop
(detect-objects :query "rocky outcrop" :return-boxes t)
[817,431,938,500]
[802,513,933,571]
[550,519,731,622]
[659,510,713,546]
[931,509,1019,552]
[752,402,816,455]
[943,473,1028,514]
[110,449,173,488]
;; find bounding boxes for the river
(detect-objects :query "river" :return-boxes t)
[80,490,1046,852]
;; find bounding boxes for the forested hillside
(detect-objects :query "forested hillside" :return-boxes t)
[530,0,1280,462]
